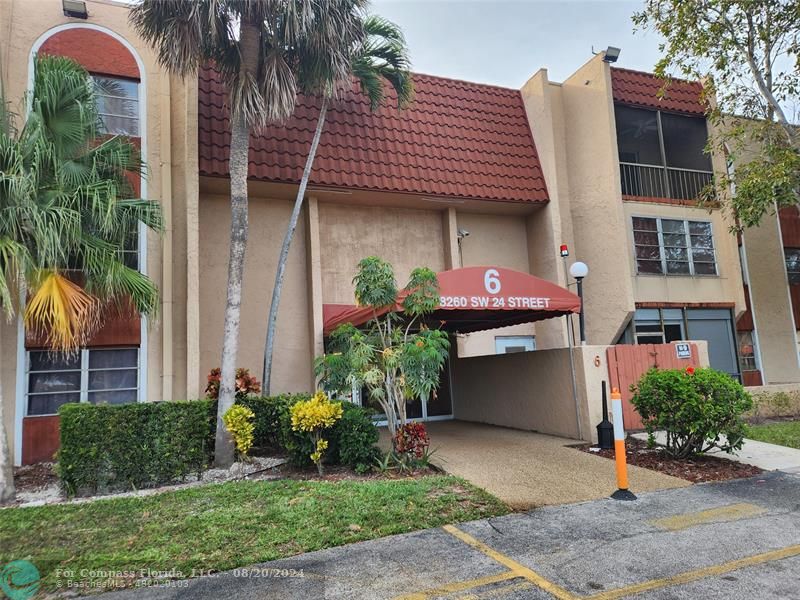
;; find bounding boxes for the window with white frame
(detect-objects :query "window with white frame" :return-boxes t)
[495,336,536,354]
[785,248,800,284]
[26,347,139,416]
[92,76,139,136]
[632,216,717,276]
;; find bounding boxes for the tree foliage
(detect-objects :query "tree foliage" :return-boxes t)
[315,257,450,438]
[0,55,162,348]
[634,0,800,227]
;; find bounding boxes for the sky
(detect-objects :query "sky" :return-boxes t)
[371,0,665,88]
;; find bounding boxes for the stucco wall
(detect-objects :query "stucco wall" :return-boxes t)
[559,55,635,344]
[199,194,313,394]
[318,203,446,304]
[519,75,573,349]
[742,214,800,383]
[455,212,536,355]
[623,202,746,310]
[452,345,610,441]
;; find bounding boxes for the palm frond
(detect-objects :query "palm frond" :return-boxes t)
[351,14,414,110]
[24,270,99,351]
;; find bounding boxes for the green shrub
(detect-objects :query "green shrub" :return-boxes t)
[58,400,212,496]
[332,403,380,472]
[207,394,309,451]
[276,400,380,470]
[630,367,753,458]
[238,394,305,449]
[748,388,800,423]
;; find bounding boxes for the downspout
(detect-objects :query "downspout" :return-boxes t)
[160,71,174,402]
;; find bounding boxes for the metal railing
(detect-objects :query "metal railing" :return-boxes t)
[620,162,713,201]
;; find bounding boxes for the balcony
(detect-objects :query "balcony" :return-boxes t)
[620,162,713,201]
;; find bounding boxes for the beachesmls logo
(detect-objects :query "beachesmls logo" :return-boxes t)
[0,560,40,600]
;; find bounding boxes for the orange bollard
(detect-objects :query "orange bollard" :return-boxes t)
[610,387,637,501]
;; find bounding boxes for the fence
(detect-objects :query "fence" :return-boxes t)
[606,343,701,430]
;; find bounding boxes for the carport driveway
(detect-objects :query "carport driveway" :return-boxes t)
[421,421,688,509]
[101,472,800,600]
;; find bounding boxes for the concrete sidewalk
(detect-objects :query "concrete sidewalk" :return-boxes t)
[633,431,800,474]
[418,421,689,509]
[99,471,800,599]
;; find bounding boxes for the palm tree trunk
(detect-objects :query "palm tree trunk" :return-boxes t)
[214,110,250,468]
[0,323,16,504]
[262,98,329,394]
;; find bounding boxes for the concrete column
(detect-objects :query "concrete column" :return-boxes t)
[442,207,460,269]
[184,78,201,398]
[159,70,174,402]
[306,196,324,386]
[520,69,570,349]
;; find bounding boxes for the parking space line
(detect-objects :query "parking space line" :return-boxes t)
[649,503,766,532]
[441,525,578,600]
[398,525,800,600]
[394,571,519,599]
[583,543,800,600]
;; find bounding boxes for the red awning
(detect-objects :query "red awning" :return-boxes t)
[323,266,581,334]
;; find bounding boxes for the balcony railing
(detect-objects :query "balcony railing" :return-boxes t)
[620,162,713,201]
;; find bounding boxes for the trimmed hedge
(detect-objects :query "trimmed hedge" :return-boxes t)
[58,400,212,495]
[58,394,381,495]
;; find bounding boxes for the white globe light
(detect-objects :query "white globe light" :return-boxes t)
[569,261,589,279]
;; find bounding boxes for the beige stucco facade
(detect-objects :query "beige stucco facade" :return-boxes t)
[2,4,798,466]
[741,214,800,384]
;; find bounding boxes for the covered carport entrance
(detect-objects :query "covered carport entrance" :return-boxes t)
[323,266,587,433]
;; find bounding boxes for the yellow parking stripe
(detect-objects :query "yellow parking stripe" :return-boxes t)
[441,525,578,600]
[649,503,766,532]
[583,543,800,600]
[394,571,518,599]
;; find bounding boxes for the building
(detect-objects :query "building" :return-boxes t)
[2,0,799,466]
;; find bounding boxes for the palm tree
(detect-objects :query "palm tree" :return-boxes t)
[261,15,413,394]
[0,55,163,503]
[130,0,367,467]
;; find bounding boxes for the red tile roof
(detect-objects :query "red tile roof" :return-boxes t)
[611,67,705,116]
[198,68,549,203]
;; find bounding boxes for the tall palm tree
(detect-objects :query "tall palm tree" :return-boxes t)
[261,15,413,394]
[130,0,367,467]
[0,55,163,503]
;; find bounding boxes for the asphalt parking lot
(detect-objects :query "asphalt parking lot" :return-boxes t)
[101,471,800,600]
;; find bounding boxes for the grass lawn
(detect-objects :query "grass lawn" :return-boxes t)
[747,420,800,449]
[0,476,507,593]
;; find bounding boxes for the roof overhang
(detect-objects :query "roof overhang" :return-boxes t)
[323,266,581,335]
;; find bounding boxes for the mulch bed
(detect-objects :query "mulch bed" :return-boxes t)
[578,437,763,483]
[13,462,58,494]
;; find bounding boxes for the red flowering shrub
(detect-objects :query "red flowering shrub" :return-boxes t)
[685,366,696,375]
[393,422,430,459]
[205,367,261,401]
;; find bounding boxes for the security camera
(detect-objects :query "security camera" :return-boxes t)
[457,228,470,239]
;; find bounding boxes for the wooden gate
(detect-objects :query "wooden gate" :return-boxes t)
[606,343,700,430]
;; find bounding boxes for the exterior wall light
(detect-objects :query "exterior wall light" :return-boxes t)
[63,0,88,19]
[569,261,589,344]
[603,46,621,63]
